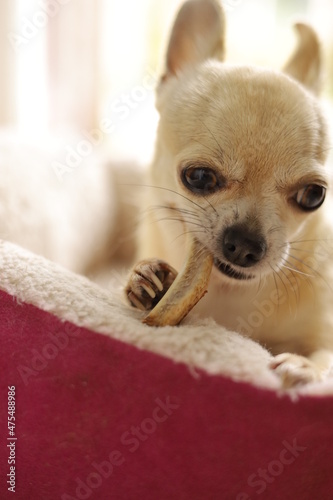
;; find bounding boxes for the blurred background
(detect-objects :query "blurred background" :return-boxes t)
[0,0,333,166]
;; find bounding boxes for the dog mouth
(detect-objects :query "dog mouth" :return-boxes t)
[214,258,255,281]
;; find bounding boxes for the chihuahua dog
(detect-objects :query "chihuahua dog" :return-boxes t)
[125,0,333,387]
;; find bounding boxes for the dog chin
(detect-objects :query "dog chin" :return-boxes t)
[213,258,256,281]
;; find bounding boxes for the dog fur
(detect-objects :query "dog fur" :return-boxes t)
[126,0,333,388]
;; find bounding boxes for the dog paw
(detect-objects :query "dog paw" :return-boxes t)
[270,353,323,388]
[125,259,178,311]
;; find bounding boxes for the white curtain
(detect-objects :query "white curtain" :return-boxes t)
[0,0,16,125]
[0,0,332,138]
[48,0,102,132]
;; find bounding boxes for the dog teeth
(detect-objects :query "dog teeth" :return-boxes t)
[143,240,213,327]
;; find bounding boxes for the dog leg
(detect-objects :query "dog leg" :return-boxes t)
[270,350,333,388]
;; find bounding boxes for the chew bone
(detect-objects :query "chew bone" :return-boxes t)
[143,240,213,327]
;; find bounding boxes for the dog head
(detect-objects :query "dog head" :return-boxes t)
[152,0,330,283]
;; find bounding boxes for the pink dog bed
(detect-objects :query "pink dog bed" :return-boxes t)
[1,240,333,500]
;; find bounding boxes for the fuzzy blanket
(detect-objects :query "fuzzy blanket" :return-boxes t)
[0,135,333,499]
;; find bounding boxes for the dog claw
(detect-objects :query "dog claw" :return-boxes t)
[125,259,178,311]
[127,291,148,312]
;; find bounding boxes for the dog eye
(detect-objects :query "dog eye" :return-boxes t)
[181,166,221,194]
[295,185,326,211]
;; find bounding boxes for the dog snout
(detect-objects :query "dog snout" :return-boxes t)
[222,225,267,268]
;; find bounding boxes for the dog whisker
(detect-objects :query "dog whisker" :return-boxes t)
[270,264,293,312]
[288,245,328,259]
[278,265,300,309]
[271,267,281,311]
[148,205,201,219]
[280,262,308,306]
[288,253,333,294]
[289,237,333,245]
[149,182,218,216]
[272,254,300,302]
[147,207,202,225]
[154,216,206,229]
[202,195,218,215]
[282,261,318,304]
[125,183,209,213]
[254,274,266,298]
[172,229,209,245]
[282,261,315,278]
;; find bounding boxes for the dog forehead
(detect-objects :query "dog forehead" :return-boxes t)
[164,64,317,140]
[159,63,325,180]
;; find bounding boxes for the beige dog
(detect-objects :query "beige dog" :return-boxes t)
[126,0,333,387]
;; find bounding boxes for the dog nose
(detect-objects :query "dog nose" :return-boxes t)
[222,225,267,268]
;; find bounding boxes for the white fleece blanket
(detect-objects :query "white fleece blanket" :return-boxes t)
[1,132,333,397]
[2,237,333,397]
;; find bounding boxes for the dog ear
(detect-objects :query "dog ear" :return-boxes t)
[160,0,225,83]
[283,23,322,95]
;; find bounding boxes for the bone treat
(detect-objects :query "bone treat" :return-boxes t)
[143,240,213,327]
